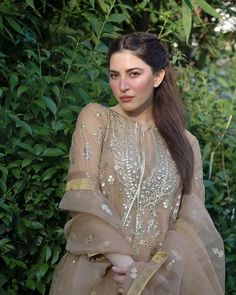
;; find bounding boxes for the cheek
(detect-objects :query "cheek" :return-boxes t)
[109,80,119,94]
[131,77,154,93]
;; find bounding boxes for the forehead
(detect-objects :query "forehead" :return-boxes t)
[109,50,149,70]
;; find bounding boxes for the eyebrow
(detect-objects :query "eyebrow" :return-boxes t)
[109,67,143,73]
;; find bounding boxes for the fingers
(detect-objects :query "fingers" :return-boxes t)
[113,273,125,285]
[112,266,127,274]
[112,266,126,294]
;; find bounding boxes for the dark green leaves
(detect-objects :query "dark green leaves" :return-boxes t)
[182,0,192,44]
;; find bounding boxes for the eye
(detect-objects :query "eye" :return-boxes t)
[130,71,140,78]
[109,73,119,79]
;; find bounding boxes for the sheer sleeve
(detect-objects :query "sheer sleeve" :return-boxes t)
[122,135,225,295]
[59,103,132,258]
[186,134,205,203]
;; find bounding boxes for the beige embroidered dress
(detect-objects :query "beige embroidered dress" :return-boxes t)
[49,103,225,295]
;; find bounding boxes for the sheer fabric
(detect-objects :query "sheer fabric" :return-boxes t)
[49,103,225,295]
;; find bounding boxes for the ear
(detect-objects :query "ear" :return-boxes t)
[154,70,165,88]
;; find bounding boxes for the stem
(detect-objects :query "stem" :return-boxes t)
[209,115,232,179]
[37,44,43,99]
[94,0,117,50]
[221,145,231,202]
[158,16,169,39]
[56,40,80,119]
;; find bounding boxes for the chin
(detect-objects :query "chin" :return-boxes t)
[120,104,137,112]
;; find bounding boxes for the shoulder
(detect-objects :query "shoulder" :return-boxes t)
[184,129,199,147]
[81,103,107,113]
[185,129,202,160]
[77,103,108,123]
[75,103,108,132]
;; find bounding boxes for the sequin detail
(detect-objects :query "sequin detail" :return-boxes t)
[130,267,138,279]
[101,203,112,215]
[82,142,93,160]
[212,248,224,258]
[110,112,178,251]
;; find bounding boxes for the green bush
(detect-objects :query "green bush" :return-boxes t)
[0,0,235,294]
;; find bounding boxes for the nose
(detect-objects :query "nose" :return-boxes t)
[119,77,130,92]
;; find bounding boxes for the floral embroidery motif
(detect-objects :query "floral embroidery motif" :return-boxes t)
[85,235,93,245]
[82,142,93,160]
[194,170,203,182]
[93,126,104,144]
[110,112,179,251]
[166,259,176,270]
[108,175,115,184]
[101,203,112,215]
[104,241,111,247]
[80,122,86,129]
[212,248,224,258]
[139,240,148,247]
[171,249,182,261]
[130,267,138,279]
[163,199,171,209]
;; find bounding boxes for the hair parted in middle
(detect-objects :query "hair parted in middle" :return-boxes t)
[108,32,194,194]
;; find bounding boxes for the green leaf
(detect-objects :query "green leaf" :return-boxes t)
[182,0,192,44]
[24,220,44,229]
[108,13,127,24]
[43,148,65,157]
[0,179,7,193]
[17,85,29,98]
[45,245,52,262]
[16,120,33,135]
[16,142,34,153]
[52,85,60,99]
[22,157,33,168]
[43,96,57,116]
[5,16,24,35]
[36,280,46,294]
[138,0,150,9]
[41,167,57,180]
[0,273,7,286]
[51,246,61,264]
[25,280,35,290]
[36,263,49,281]
[67,73,80,84]
[89,0,95,8]
[15,260,27,269]
[195,0,220,18]
[25,0,35,9]
[9,73,18,89]
[8,113,33,135]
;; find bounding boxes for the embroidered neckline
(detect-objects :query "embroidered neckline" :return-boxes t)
[108,107,157,132]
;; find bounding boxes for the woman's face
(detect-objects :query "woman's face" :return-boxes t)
[109,50,164,114]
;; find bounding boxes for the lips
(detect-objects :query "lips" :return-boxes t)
[119,96,134,102]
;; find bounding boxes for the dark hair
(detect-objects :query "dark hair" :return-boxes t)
[108,32,193,194]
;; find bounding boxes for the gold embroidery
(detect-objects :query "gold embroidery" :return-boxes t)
[109,111,178,251]
[127,251,168,295]
[66,178,97,191]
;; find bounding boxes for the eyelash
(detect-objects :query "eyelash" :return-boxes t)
[110,73,118,79]
[130,72,140,78]
[110,72,140,79]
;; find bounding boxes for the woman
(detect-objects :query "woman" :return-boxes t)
[49,32,225,295]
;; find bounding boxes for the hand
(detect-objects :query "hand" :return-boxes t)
[112,266,127,294]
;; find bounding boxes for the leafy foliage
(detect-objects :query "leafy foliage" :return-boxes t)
[0,0,235,294]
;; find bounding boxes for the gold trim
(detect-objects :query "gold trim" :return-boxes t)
[88,253,107,263]
[65,178,97,191]
[127,251,168,295]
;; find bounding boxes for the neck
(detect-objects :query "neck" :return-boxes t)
[116,101,155,128]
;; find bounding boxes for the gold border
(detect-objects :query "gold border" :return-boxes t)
[127,251,168,295]
[65,178,96,191]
